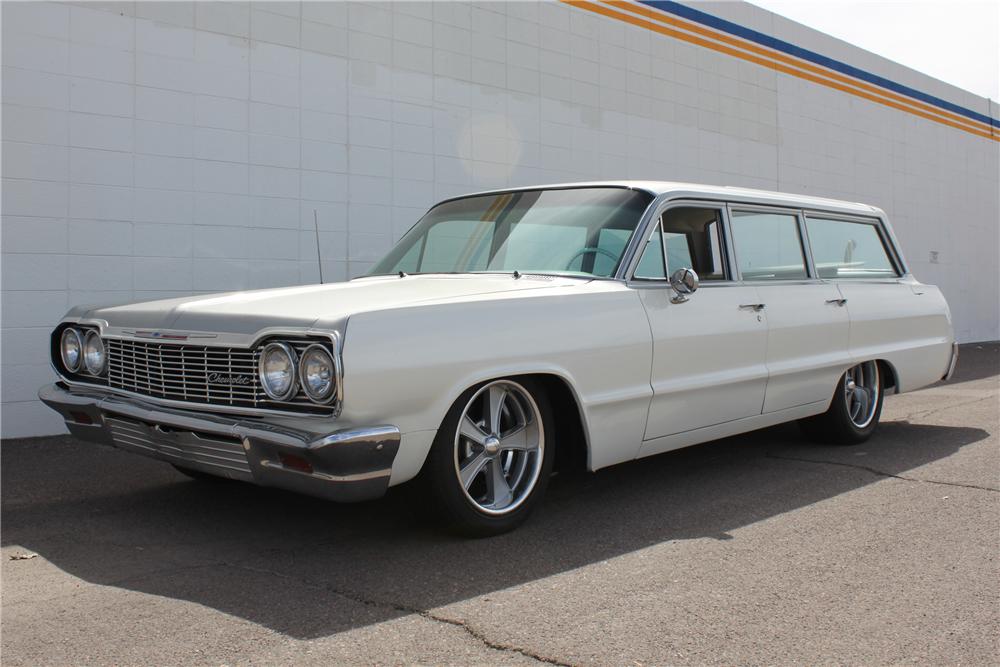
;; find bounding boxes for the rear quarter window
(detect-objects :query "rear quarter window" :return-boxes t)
[805,217,898,279]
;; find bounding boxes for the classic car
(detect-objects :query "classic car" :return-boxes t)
[40,182,957,535]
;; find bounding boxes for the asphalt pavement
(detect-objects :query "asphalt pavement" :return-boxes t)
[3,343,997,665]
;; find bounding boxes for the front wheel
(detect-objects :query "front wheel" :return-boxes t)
[425,378,555,537]
[799,360,884,445]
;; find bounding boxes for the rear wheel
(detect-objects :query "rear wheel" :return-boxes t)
[425,378,554,537]
[799,360,884,445]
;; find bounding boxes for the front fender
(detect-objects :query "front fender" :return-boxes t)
[339,283,653,482]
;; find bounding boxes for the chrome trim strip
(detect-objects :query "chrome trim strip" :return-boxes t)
[55,373,333,419]
[622,195,912,288]
[943,342,959,381]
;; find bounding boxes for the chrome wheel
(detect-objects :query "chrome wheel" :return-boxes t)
[453,380,544,516]
[844,361,880,428]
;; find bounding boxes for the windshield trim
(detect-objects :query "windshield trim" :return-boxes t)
[429,183,657,211]
[355,270,615,281]
[371,186,657,281]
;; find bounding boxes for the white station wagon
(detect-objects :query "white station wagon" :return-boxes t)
[41,182,957,535]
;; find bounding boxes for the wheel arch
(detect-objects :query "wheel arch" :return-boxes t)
[423,369,592,477]
[877,358,899,394]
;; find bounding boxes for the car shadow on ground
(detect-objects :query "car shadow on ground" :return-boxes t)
[2,414,989,640]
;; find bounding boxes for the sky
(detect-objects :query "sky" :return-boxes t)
[748,0,1000,102]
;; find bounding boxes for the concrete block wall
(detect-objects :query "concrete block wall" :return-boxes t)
[2,1,997,437]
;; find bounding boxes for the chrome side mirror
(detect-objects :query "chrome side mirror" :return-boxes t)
[669,267,699,303]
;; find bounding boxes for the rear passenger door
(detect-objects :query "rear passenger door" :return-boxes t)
[802,213,924,370]
[728,206,851,413]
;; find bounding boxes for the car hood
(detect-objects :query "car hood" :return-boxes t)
[73,274,586,336]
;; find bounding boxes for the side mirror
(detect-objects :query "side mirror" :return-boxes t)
[669,267,699,303]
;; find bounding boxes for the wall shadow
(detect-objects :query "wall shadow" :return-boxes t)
[1,417,989,640]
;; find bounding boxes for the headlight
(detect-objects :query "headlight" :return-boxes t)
[83,330,107,375]
[60,328,83,372]
[259,342,297,400]
[298,344,337,403]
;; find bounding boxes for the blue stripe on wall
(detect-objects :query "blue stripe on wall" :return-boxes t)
[640,0,999,129]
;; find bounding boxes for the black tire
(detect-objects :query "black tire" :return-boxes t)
[425,378,555,537]
[799,361,884,445]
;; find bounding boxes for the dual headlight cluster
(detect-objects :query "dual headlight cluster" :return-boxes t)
[60,327,107,377]
[259,341,339,404]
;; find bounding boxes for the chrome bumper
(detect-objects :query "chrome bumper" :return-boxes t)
[943,342,959,381]
[38,383,400,503]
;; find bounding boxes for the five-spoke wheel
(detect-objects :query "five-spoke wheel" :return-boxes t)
[454,381,544,515]
[426,377,554,536]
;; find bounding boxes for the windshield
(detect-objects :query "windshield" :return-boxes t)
[368,187,654,278]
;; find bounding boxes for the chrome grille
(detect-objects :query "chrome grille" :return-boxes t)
[106,338,331,414]
[106,415,253,480]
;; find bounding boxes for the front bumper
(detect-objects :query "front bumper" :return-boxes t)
[39,383,400,503]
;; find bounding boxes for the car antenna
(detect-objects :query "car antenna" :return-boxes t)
[398,270,407,278]
[513,270,521,279]
[313,209,324,284]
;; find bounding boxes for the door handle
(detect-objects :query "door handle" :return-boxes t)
[825,298,848,306]
[739,303,765,311]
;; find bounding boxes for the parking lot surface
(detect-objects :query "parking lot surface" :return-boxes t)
[2,343,997,666]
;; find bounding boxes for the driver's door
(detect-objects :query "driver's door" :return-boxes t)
[634,204,769,447]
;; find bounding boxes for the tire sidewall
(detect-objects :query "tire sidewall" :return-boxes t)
[832,367,885,442]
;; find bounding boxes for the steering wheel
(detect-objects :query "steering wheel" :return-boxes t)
[564,246,619,271]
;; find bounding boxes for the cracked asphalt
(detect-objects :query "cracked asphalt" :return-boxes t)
[3,343,997,666]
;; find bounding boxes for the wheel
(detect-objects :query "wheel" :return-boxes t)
[171,464,228,482]
[425,378,555,537]
[799,360,884,445]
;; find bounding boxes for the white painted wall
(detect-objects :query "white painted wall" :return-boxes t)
[2,1,997,437]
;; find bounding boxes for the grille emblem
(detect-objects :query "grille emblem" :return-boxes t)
[207,372,253,386]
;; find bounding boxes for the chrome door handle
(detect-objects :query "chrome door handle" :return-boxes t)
[825,298,848,306]
[739,303,765,311]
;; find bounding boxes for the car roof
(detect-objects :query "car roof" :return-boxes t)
[450,181,882,217]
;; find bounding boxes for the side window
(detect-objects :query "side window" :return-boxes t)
[661,207,727,281]
[633,221,666,280]
[805,217,898,279]
[730,210,808,280]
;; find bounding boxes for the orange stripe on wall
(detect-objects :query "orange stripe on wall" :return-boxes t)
[603,0,995,137]
[560,0,998,142]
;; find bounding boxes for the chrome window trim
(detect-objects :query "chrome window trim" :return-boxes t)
[620,195,911,289]
[387,185,660,282]
[621,197,736,287]
[801,209,906,279]
[52,321,344,419]
[727,203,813,282]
